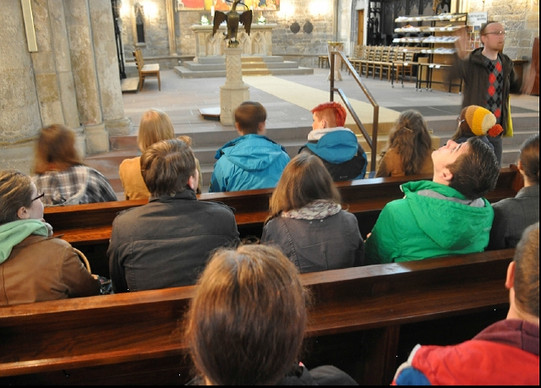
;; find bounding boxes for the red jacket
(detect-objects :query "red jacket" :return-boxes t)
[393,319,539,385]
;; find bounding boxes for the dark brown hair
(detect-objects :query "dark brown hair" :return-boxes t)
[518,134,539,184]
[513,222,539,318]
[140,138,196,196]
[33,124,83,174]
[185,244,308,385]
[267,153,341,221]
[234,101,267,134]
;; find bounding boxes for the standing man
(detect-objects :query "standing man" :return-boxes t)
[448,21,522,165]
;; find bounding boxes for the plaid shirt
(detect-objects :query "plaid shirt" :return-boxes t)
[32,165,118,206]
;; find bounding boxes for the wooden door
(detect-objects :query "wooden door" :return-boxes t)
[357,10,364,45]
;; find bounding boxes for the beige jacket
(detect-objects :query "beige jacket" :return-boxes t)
[0,235,100,306]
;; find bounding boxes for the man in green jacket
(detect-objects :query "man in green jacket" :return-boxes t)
[365,137,500,264]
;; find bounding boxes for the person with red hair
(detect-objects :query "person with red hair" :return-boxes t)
[299,102,367,181]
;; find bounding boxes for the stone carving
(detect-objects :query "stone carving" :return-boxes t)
[212,0,253,47]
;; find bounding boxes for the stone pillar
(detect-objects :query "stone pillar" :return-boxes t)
[0,1,42,174]
[220,47,249,125]
[64,0,109,154]
[88,0,131,137]
[166,0,177,55]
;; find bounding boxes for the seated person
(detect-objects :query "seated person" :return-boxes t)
[393,222,539,385]
[450,105,503,150]
[119,109,202,199]
[489,134,539,249]
[32,124,118,205]
[261,153,364,272]
[376,110,433,177]
[209,101,290,192]
[185,244,358,385]
[0,170,100,305]
[299,101,367,181]
[365,137,500,264]
[107,139,240,292]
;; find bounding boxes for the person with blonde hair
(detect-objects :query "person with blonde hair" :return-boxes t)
[32,124,117,205]
[376,110,433,177]
[185,244,358,385]
[119,109,202,199]
[0,170,100,305]
[261,153,364,273]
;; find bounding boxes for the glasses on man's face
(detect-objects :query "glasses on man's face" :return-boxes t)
[32,192,45,202]
[457,117,465,125]
[483,30,506,36]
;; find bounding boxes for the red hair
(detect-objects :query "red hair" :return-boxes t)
[311,102,347,127]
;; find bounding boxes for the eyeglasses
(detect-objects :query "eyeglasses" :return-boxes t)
[457,117,465,125]
[32,192,45,202]
[483,30,506,36]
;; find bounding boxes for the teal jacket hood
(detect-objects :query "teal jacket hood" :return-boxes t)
[215,134,288,172]
[305,130,359,164]
[0,219,50,264]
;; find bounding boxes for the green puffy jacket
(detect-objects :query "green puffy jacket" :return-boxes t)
[365,180,494,264]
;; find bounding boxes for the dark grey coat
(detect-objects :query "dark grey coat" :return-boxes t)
[108,189,240,292]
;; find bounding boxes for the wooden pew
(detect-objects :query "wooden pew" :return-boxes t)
[0,248,514,385]
[42,166,522,276]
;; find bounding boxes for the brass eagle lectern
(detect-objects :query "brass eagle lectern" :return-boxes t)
[212,0,253,48]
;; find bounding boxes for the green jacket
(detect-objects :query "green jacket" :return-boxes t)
[365,180,494,264]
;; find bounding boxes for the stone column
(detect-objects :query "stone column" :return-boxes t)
[0,1,42,173]
[88,0,131,137]
[64,0,109,154]
[220,47,249,125]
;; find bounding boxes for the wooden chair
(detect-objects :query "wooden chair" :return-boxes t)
[133,48,161,91]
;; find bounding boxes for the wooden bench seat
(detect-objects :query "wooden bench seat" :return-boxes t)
[0,248,514,384]
[42,166,522,276]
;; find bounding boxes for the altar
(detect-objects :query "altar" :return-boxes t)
[190,23,277,62]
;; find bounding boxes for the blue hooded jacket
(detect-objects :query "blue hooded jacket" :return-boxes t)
[300,129,367,181]
[210,134,290,192]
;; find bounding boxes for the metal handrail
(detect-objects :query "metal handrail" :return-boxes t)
[329,50,379,175]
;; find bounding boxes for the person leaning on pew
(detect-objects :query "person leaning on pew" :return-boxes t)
[184,244,358,385]
[392,222,539,385]
[365,137,500,264]
[0,170,100,306]
[107,138,240,293]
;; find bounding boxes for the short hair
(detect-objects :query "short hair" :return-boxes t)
[513,222,539,318]
[33,124,83,174]
[137,109,175,152]
[518,134,539,184]
[448,137,499,199]
[185,244,308,385]
[311,102,347,127]
[268,153,342,220]
[480,20,502,35]
[386,110,432,175]
[234,101,267,134]
[140,138,196,197]
[0,170,33,225]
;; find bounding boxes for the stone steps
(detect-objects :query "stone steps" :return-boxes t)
[175,55,314,78]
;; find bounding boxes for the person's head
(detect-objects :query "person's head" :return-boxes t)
[311,101,347,130]
[480,21,506,52]
[185,244,308,385]
[0,170,44,225]
[137,109,175,152]
[452,105,503,140]
[387,110,433,175]
[234,101,267,135]
[33,124,83,174]
[432,137,499,199]
[268,153,342,219]
[505,222,539,323]
[140,138,197,197]
[517,134,539,185]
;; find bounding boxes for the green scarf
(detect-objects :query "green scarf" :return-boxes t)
[0,219,50,264]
